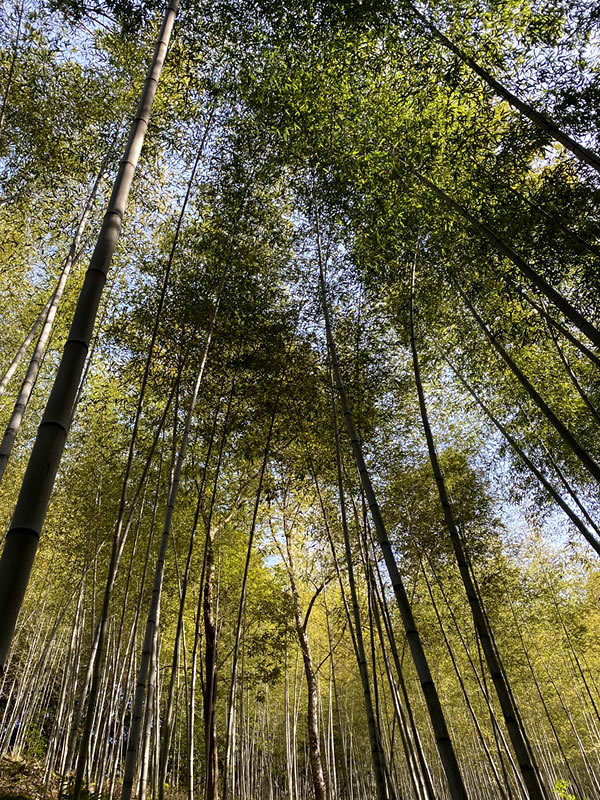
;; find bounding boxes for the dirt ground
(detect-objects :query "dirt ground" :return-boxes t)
[0,756,59,800]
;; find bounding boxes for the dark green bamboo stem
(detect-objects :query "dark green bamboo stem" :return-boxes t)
[400,0,600,173]
[410,268,545,800]
[316,216,467,800]
[457,284,600,487]
[0,0,180,671]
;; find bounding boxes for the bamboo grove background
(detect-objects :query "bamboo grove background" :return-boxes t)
[0,0,600,798]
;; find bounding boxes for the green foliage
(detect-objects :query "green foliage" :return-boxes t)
[554,778,587,800]
[1,0,600,796]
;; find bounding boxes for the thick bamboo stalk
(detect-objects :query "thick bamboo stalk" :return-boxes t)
[0,0,180,671]
[0,162,106,483]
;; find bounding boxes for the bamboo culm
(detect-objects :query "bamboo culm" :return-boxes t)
[410,269,545,799]
[0,0,180,671]
[400,0,600,174]
[0,159,107,483]
[315,215,467,800]
[121,309,217,800]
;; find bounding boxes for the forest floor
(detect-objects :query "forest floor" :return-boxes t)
[0,756,59,800]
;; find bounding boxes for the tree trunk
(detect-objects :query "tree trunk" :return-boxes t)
[411,267,545,800]
[315,214,467,800]
[283,526,327,800]
[0,157,106,483]
[0,0,180,671]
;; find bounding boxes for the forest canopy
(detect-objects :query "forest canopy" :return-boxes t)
[0,0,599,799]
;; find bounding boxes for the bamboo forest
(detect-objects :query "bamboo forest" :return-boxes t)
[1,0,600,798]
